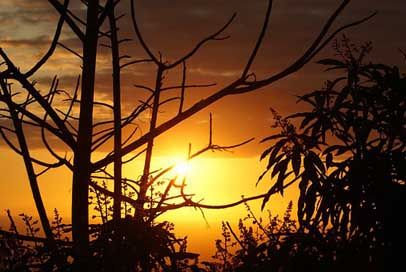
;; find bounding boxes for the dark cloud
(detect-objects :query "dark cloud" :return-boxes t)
[13,0,49,8]
[1,35,50,48]
[12,0,58,24]
[102,0,405,80]
[0,11,18,25]
[1,0,405,155]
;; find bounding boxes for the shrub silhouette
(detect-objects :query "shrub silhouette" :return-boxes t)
[207,38,406,272]
[255,37,406,271]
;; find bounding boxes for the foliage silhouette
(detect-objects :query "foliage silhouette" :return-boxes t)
[0,0,372,270]
[0,209,72,271]
[205,202,301,272]
[257,36,406,271]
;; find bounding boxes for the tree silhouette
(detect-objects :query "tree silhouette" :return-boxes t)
[259,36,406,271]
[0,0,373,270]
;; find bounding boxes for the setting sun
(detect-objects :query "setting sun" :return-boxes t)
[173,161,191,178]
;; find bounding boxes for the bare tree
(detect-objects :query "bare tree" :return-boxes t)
[0,0,373,269]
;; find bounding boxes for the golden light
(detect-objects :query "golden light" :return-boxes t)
[173,161,191,178]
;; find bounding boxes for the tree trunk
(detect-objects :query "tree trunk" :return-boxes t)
[137,68,163,220]
[0,81,55,247]
[71,1,99,269]
[109,7,123,223]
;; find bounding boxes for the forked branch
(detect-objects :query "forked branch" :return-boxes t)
[92,0,374,171]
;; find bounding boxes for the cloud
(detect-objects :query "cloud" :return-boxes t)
[8,0,58,24]
[189,67,240,78]
[1,35,50,49]
[12,0,50,8]
[1,0,405,155]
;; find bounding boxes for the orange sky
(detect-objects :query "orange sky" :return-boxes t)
[0,0,405,261]
[0,148,298,260]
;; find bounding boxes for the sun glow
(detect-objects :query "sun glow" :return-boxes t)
[173,161,191,178]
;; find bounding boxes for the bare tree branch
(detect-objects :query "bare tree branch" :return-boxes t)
[0,80,56,248]
[25,0,69,77]
[130,0,160,65]
[93,1,361,171]
[58,42,83,59]
[165,13,236,69]
[120,58,153,70]
[48,0,85,41]
[0,49,76,149]
[241,0,273,79]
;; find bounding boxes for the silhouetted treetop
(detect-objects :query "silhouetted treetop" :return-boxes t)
[259,36,406,270]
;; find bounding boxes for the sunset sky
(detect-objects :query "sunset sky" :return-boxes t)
[0,0,405,259]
